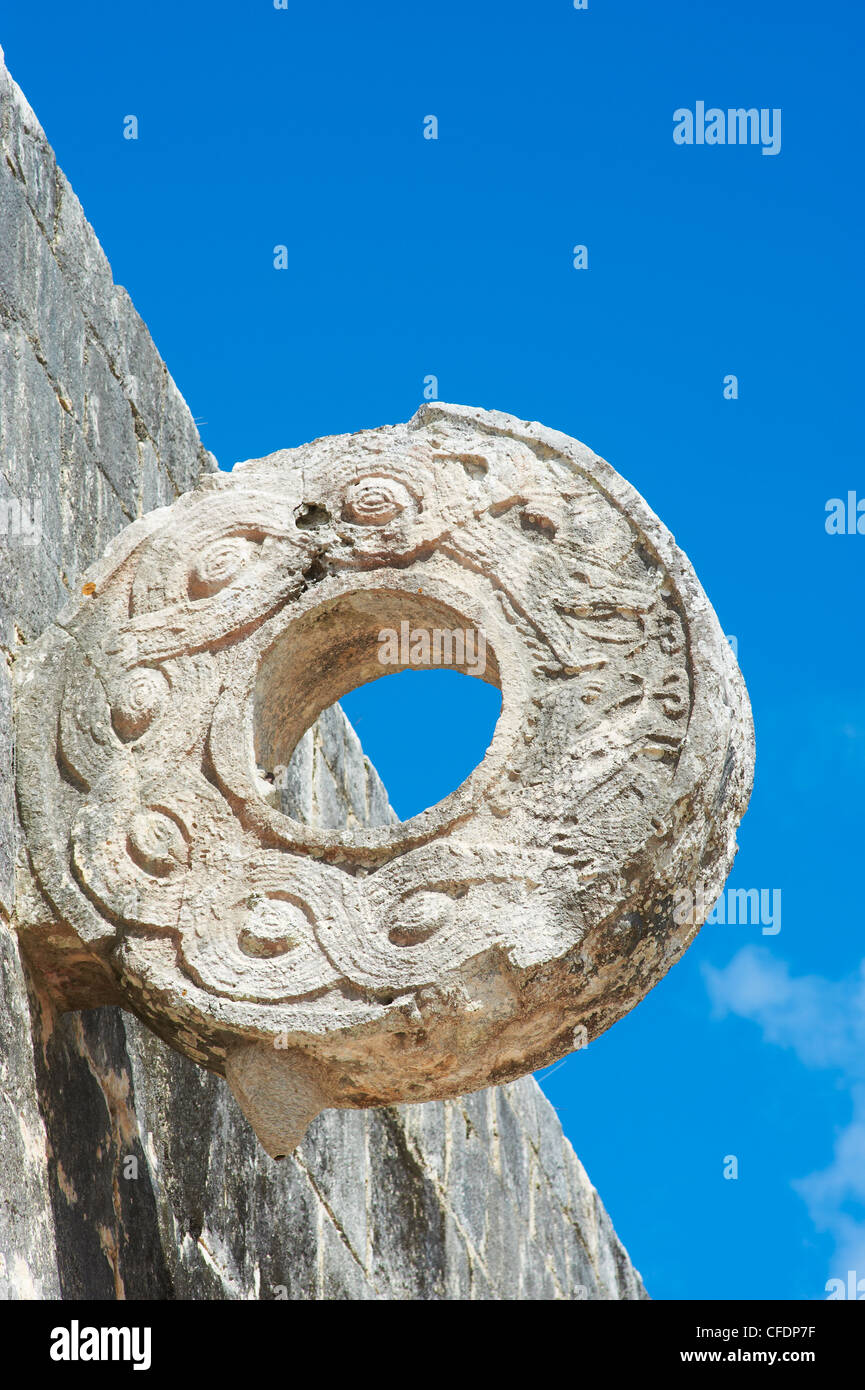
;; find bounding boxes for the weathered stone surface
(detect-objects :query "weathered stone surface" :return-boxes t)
[16,704,647,1301]
[1,44,648,1300]
[0,921,60,1299]
[0,42,209,1299]
[276,704,398,831]
[14,400,753,1157]
[0,44,216,914]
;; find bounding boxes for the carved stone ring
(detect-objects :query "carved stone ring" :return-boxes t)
[14,404,753,1156]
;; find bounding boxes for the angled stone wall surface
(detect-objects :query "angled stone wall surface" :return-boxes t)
[0,49,647,1300]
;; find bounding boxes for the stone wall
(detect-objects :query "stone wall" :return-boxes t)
[0,48,646,1300]
[0,42,216,1301]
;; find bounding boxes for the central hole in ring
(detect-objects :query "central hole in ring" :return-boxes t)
[253,590,502,827]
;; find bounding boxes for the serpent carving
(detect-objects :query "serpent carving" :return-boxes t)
[13,403,754,1156]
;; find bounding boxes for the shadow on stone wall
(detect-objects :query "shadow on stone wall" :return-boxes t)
[27,991,173,1299]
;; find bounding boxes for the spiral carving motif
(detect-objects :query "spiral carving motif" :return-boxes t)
[13,404,753,1156]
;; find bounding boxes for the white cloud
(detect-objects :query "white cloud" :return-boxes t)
[794,1087,865,1277]
[704,947,865,1288]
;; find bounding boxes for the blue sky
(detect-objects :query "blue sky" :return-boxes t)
[4,0,863,1299]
